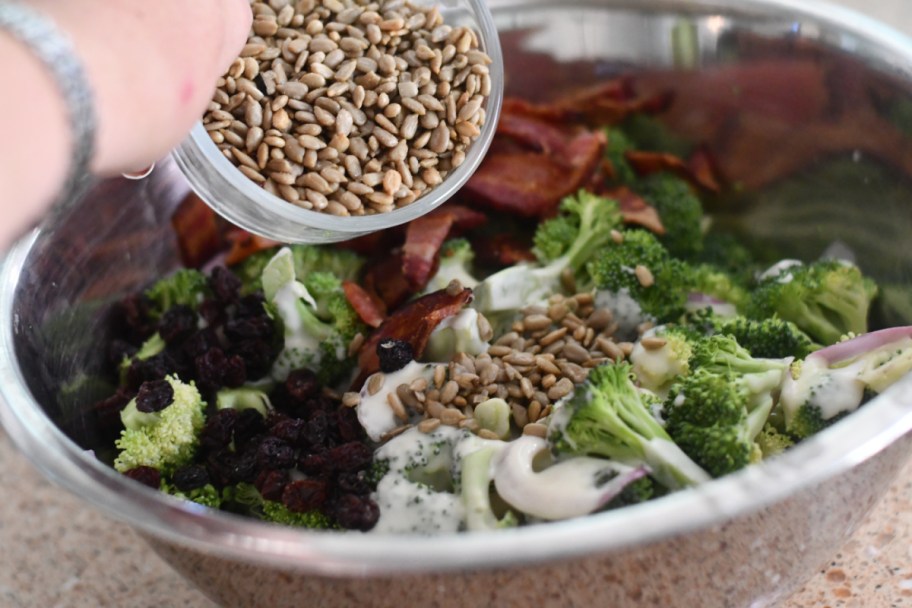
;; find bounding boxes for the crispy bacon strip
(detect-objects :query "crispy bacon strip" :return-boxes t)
[625,150,721,192]
[362,252,414,312]
[402,212,456,289]
[224,229,281,266]
[170,192,223,268]
[497,99,574,153]
[353,287,474,388]
[465,130,606,218]
[608,186,666,235]
[504,80,673,125]
[343,281,385,328]
[472,233,536,268]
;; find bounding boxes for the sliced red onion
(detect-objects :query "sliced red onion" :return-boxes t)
[809,326,912,366]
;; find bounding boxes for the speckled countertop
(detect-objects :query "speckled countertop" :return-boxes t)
[2,0,911,606]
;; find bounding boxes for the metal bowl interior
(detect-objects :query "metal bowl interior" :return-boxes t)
[2,0,912,596]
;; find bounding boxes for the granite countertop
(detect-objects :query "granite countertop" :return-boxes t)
[2,0,911,606]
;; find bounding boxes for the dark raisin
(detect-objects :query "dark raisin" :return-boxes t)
[125,353,173,389]
[198,298,226,327]
[123,466,161,489]
[326,442,373,472]
[270,417,307,446]
[229,339,275,379]
[336,471,372,496]
[285,368,320,402]
[297,450,329,475]
[205,449,235,487]
[195,347,229,391]
[222,354,247,388]
[282,479,328,513]
[235,293,267,318]
[233,409,266,448]
[225,316,274,341]
[199,408,239,451]
[256,436,296,470]
[118,293,156,339]
[376,338,414,373]
[159,304,197,344]
[335,406,363,443]
[135,379,174,413]
[303,409,330,449]
[182,327,220,359]
[227,447,259,483]
[209,266,242,303]
[330,494,379,531]
[255,469,289,502]
[173,464,210,492]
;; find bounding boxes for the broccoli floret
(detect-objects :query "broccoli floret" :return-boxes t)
[689,264,749,312]
[747,260,878,345]
[261,500,335,529]
[426,239,481,294]
[602,473,655,510]
[234,244,364,295]
[143,269,210,320]
[630,325,699,394]
[475,190,622,315]
[118,332,165,383]
[113,375,206,474]
[603,128,638,184]
[754,423,795,459]
[664,367,777,477]
[549,362,710,490]
[588,229,692,324]
[709,315,820,360]
[262,247,363,385]
[636,173,704,259]
[161,481,222,509]
[689,333,789,380]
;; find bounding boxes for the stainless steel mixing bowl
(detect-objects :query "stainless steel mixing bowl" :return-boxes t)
[2,1,912,606]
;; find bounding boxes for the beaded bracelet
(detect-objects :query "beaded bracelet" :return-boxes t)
[0,1,96,207]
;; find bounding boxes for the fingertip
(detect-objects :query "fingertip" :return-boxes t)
[220,0,253,69]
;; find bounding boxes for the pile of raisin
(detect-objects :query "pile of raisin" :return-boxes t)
[97,266,379,531]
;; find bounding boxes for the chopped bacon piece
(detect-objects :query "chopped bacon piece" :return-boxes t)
[497,99,574,153]
[362,252,414,312]
[503,80,673,125]
[170,192,224,268]
[608,187,666,235]
[437,204,487,233]
[343,281,385,328]
[353,287,474,389]
[465,130,606,218]
[402,213,456,289]
[224,229,281,266]
[472,233,536,268]
[625,150,721,192]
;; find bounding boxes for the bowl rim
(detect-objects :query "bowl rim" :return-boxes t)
[3,0,912,576]
[170,0,505,244]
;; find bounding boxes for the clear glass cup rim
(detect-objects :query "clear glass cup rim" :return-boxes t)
[172,0,505,242]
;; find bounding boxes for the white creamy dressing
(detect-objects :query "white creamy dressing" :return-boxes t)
[594,288,648,340]
[780,356,866,424]
[424,308,490,361]
[357,361,435,441]
[472,261,564,314]
[492,436,638,521]
[758,259,803,283]
[425,264,479,294]
[269,281,323,381]
[370,426,469,534]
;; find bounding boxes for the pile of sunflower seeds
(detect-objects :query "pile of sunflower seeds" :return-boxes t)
[204,0,493,216]
[345,292,638,442]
